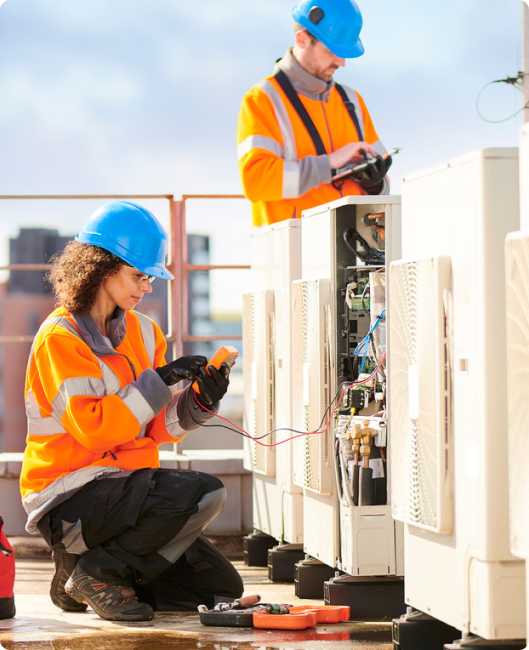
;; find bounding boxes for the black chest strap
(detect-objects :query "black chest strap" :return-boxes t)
[334,82,364,142]
[274,69,327,156]
[273,70,364,157]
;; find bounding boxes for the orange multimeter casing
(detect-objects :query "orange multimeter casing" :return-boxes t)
[192,345,239,392]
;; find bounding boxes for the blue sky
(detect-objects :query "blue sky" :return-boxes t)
[0,0,526,309]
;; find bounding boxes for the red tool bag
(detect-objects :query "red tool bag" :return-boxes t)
[0,516,15,619]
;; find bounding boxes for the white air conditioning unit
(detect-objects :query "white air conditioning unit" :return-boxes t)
[389,255,453,534]
[298,195,403,574]
[506,231,529,559]
[242,289,275,477]
[291,277,332,495]
[390,148,524,640]
[244,221,303,543]
[505,122,529,646]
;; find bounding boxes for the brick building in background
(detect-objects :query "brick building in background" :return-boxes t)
[0,228,168,452]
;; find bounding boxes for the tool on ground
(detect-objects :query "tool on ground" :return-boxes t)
[265,603,290,614]
[198,599,350,630]
[213,594,261,611]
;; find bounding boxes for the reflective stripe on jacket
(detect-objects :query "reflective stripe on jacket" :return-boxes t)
[21,306,214,532]
[237,54,388,226]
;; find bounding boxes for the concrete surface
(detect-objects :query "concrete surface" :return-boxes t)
[0,557,393,650]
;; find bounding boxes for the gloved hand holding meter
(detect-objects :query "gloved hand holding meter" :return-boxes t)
[156,345,239,406]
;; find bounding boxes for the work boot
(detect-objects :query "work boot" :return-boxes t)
[65,565,154,621]
[50,550,88,612]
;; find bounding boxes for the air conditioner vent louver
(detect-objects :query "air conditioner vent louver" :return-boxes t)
[291,278,332,495]
[388,256,453,533]
[242,290,275,476]
[506,233,529,558]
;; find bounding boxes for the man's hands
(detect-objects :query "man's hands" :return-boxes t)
[194,363,231,406]
[349,154,392,194]
[328,142,392,195]
[328,142,378,170]
[156,356,207,386]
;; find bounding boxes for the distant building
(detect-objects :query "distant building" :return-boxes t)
[184,235,242,357]
[9,228,70,294]
[184,235,215,359]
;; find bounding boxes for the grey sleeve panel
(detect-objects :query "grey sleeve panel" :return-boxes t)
[116,383,156,428]
[178,385,219,430]
[298,154,332,195]
[133,368,173,418]
[187,385,220,426]
[380,177,390,195]
[282,160,301,198]
[164,390,191,439]
[372,139,387,156]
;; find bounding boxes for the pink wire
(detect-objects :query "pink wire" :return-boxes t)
[196,352,386,448]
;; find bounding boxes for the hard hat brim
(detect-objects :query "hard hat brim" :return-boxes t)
[326,38,364,59]
[75,233,175,281]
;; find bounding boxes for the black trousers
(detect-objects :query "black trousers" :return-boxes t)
[38,468,244,610]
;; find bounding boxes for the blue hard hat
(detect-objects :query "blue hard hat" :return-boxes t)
[76,201,174,280]
[292,0,364,59]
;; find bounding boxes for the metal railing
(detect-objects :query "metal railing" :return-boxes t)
[0,193,250,352]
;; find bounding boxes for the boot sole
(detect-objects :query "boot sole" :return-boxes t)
[50,589,88,612]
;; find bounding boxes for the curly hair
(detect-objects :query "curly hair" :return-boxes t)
[46,242,123,313]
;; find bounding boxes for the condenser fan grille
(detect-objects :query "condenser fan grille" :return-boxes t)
[242,290,275,476]
[506,233,529,558]
[291,279,332,495]
[389,256,453,533]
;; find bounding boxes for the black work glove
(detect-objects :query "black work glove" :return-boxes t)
[155,355,207,386]
[194,362,231,406]
[350,154,392,195]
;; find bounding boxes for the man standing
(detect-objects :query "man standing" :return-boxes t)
[237,0,392,226]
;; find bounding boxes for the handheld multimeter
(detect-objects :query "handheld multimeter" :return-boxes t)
[192,345,239,392]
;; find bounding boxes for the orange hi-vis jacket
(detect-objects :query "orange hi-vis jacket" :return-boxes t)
[21,306,214,533]
[237,49,389,227]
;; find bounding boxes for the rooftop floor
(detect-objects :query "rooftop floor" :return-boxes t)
[2,554,393,650]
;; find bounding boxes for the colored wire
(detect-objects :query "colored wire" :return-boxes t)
[195,352,387,448]
[354,307,386,374]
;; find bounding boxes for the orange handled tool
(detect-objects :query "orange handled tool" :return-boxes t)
[192,345,239,392]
